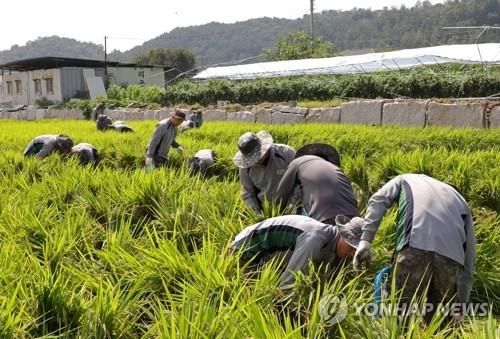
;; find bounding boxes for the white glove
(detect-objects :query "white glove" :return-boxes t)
[176,146,184,154]
[145,157,154,171]
[353,240,372,272]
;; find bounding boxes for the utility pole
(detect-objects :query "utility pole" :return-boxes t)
[104,36,108,88]
[310,0,315,38]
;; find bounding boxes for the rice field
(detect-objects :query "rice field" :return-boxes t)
[0,120,499,338]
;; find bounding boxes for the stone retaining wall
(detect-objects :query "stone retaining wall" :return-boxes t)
[1,100,499,129]
[340,100,384,126]
[489,106,500,128]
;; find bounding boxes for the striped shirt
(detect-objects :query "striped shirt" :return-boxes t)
[231,215,339,286]
[362,174,476,302]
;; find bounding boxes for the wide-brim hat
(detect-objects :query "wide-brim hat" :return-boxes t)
[233,130,273,168]
[335,215,364,249]
[295,143,341,167]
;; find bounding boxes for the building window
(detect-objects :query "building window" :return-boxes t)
[15,80,22,94]
[6,81,12,95]
[45,78,53,94]
[34,79,42,95]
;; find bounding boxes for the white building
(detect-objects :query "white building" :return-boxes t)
[0,57,168,106]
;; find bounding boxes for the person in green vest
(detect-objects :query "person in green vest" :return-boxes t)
[23,134,74,159]
[230,214,363,290]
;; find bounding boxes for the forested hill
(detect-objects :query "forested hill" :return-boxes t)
[0,36,103,64]
[1,0,499,66]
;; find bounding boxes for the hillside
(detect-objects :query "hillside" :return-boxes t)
[0,36,103,63]
[0,0,499,66]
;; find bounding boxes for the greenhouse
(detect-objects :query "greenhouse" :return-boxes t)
[194,43,500,80]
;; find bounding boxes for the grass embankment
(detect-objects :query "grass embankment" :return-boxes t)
[0,120,498,337]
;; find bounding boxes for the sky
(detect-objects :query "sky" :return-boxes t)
[0,0,446,52]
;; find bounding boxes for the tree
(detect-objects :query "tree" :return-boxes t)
[263,31,335,61]
[133,48,196,83]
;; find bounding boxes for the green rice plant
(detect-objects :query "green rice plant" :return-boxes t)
[0,119,498,337]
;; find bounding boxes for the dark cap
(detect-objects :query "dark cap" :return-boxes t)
[296,143,341,167]
[172,109,186,120]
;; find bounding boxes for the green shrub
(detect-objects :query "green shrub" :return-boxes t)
[35,97,55,108]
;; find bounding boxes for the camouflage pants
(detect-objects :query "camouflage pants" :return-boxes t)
[387,246,461,324]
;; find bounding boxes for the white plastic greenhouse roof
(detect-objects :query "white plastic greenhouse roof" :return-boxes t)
[194,43,500,80]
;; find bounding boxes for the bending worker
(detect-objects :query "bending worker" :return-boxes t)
[145,110,185,170]
[275,143,359,224]
[188,149,215,175]
[230,215,364,289]
[71,143,99,166]
[233,130,295,213]
[353,174,476,322]
[23,134,74,159]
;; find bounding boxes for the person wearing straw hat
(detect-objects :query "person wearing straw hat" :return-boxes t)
[274,143,359,224]
[188,149,216,176]
[145,110,186,170]
[229,214,364,289]
[23,134,74,159]
[233,131,295,213]
[71,143,99,166]
[354,174,476,323]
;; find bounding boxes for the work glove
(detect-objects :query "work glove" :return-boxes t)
[145,157,154,172]
[353,240,372,272]
[176,146,184,155]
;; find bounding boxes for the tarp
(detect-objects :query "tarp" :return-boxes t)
[194,43,500,80]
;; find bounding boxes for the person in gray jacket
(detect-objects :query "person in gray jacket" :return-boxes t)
[91,103,105,121]
[96,115,134,133]
[71,143,99,166]
[23,135,74,159]
[145,110,185,170]
[233,131,295,213]
[96,114,113,131]
[274,144,359,224]
[179,110,203,132]
[353,174,476,322]
[230,215,364,289]
[112,121,134,133]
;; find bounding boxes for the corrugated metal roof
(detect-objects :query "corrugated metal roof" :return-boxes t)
[194,43,500,80]
[0,56,163,71]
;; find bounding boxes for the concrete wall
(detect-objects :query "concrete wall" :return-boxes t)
[382,101,428,128]
[271,106,307,124]
[60,67,89,100]
[204,109,227,121]
[227,111,255,123]
[489,106,500,128]
[0,108,85,120]
[108,67,165,87]
[340,100,384,126]
[427,102,486,128]
[1,100,498,129]
[306,107,341,123]
[256,108,272,124]
[0,69,63,106]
